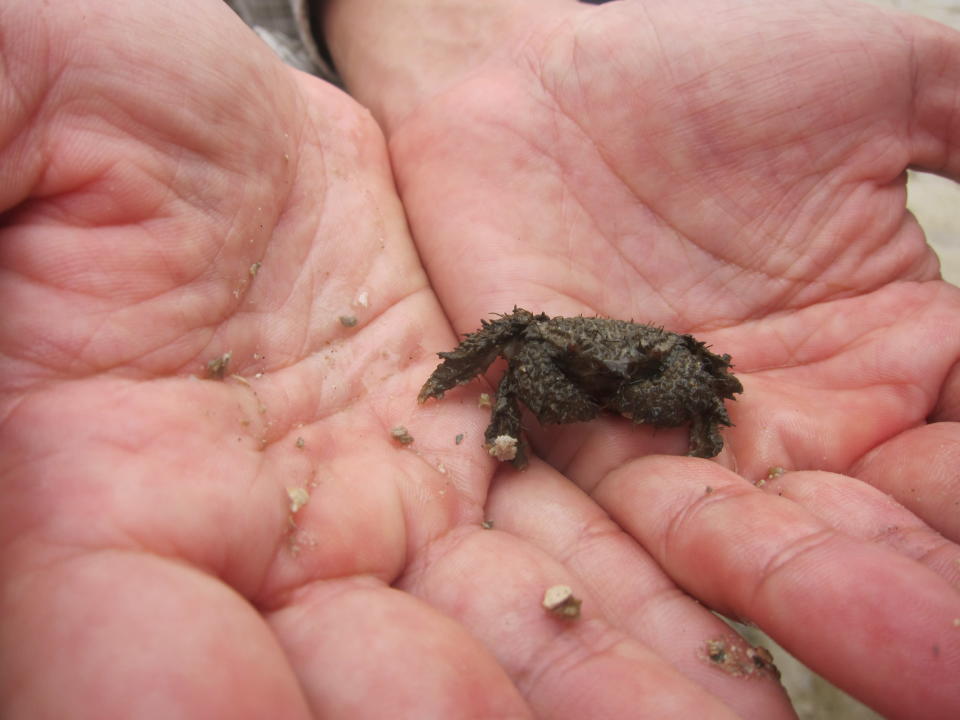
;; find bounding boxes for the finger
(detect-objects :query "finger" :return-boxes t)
[902,13,960,179]
[593,456,960,720]
[851,422,960,542]
[268,577,531,718]
[484,462,796,718]
[760,469,960,589]
[0,548,311,719]
[400,477,746,720]
[934,358,960,420]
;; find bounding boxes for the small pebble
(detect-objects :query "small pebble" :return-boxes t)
[391,426,414,445]
[542,585,581,619]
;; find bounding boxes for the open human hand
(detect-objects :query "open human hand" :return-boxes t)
[0,1,577,717]
[324,0,960,716]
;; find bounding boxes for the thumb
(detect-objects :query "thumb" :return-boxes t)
[902,13,960,179]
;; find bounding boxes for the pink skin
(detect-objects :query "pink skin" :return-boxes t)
[0,0,957,718]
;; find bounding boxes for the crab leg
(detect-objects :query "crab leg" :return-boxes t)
[483,369,529,469]
[417,310,537,402]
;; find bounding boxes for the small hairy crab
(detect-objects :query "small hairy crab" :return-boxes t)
[418,308,743,468]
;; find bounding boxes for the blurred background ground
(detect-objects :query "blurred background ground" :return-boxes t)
[746,5,958,719]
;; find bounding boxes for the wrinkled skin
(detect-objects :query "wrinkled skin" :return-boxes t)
[420,308,743,466]
[1,1,960,719]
